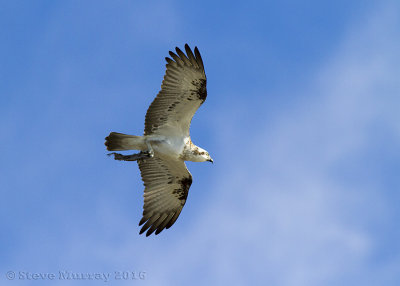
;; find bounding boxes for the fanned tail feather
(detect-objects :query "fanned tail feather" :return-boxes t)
[105,132,146,151]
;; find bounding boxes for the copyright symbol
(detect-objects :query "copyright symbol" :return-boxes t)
[6,271,15,280]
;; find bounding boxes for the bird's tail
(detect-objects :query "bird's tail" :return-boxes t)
[105,132,146,151]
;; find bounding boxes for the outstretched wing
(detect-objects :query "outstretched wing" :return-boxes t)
[144,44,207,136]
[137,157,192,236]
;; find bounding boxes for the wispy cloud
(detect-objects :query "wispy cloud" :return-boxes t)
[134,3,400,285]
[2,2,399,286]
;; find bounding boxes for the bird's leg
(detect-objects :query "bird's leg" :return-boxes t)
[108,137,156,161]
[108,152,151,162]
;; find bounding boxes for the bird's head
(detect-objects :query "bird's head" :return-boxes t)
[194,147,213,163]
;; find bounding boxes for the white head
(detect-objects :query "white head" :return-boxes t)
[191,146,213,163]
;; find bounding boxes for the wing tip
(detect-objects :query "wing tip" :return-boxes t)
[168,50,177,58]
[166,44,204,71]
[175,46,183,54]
[138,211,182,237]
[139,217,147,226]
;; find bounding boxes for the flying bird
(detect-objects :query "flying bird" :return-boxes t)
[105,44,213,236]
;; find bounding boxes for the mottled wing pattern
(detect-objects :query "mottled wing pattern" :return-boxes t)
[137,157,192,236]
[144,44,207,136]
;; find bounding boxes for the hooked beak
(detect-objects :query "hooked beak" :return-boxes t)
[208,159,213,164]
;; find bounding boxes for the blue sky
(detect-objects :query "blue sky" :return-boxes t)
[1,0,399,285]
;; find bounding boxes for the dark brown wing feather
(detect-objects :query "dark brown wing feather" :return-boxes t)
[144,44,207,136]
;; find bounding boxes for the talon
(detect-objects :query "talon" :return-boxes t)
[142,151,154,158]
[107,152,124,160]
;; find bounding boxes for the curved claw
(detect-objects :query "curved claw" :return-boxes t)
[107,152,124,160]
[142,151,154,158]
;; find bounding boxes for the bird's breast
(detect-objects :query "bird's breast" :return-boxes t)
[152,137,185,159]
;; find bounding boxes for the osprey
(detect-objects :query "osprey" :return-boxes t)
[105,44,213,236]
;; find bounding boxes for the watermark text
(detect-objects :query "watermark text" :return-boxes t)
[5,271,146,282]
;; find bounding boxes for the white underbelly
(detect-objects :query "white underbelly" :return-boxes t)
[151,136,185,159]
